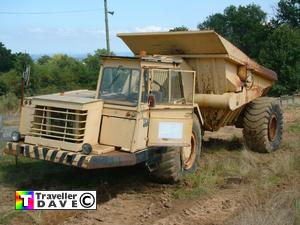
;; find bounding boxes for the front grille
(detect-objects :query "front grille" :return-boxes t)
[29,105,87,143]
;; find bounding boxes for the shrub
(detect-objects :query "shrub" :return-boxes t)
[0,92,19,113]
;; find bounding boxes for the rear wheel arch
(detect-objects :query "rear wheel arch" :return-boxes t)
[193,105,204,126]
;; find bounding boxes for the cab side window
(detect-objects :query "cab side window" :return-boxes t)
[150,70,184,104]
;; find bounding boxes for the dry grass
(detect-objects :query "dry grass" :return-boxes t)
[173,148,300,199]
[2,119,19,127]
[228,187,300,225]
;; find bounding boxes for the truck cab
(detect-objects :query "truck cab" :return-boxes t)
[96,55,197,153]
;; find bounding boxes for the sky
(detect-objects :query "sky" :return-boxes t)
[0,0,279,55]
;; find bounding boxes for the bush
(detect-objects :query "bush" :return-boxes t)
[0,92,19,113]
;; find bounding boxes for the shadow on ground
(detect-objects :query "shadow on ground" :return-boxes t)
[203,136,244,153]
[0,155,159,204]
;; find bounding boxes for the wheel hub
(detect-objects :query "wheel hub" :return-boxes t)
[268,114,278,142]
[181,133,197,170]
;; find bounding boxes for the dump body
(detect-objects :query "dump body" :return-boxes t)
[118,30,277,131]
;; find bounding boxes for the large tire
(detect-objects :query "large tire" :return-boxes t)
[151,114,202,183]
[243,97,283,153]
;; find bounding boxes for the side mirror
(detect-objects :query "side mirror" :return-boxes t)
[148,94,156,108]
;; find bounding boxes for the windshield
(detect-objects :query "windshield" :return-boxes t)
[99,67,141,106]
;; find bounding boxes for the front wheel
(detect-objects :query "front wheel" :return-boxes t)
[150,115,202,183]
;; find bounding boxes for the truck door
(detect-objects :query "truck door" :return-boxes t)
[148,69,196,147]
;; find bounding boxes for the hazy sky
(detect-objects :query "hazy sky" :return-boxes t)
[0,0,278,55]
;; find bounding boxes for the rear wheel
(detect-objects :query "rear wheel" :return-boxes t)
[150,115,202,183]
[243,97,283,153]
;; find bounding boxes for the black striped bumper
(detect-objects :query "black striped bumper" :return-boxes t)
[3,142,157,169]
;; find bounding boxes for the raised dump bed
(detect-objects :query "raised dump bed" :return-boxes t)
[119,31,278,131]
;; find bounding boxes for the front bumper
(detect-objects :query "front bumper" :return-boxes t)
[3,142,157,169]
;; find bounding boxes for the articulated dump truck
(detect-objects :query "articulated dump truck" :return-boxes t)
[4,31,283,183]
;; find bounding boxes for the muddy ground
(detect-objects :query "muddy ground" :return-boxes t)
[0,105,299,225]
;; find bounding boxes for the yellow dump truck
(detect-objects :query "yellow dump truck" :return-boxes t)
[4,31,283,182]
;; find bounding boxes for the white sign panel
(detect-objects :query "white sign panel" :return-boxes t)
[158,122,183,139]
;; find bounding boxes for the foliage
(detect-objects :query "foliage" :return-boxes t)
[37,55,51,65]
[0,49,112,100]
[169,26,189,32]
[0,42,15,73]
[0,80,8,96]
[0,70,21,97]
[198,4,269,59]
[276,0,300,28]
[259,25,300,96]
[0,92,19,113]
[83,48,112,89]
[13,53,33,74]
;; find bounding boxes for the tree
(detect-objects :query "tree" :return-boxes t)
[198,4,270,59]
[276,0,300,28]
[84,49,111,74]
[37,55,51,65]
[259,25,300,96]
[0,70,21,96]
[0,80,8,95]
[46,54,85,91]
[0,42,15,73]
[83,49,113,89]
[169,26,189,32]
[14,53,33,74]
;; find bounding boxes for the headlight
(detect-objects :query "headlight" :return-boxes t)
[82,143,92,155]
[11,131,21,142]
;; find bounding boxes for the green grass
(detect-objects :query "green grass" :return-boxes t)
[0,141,5,149]
[172,169,221,199]
[287,124,300,133]
[172,149,299,200]
[266,174,281,186]
[172,134,248,200]
[172,151,247,199]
